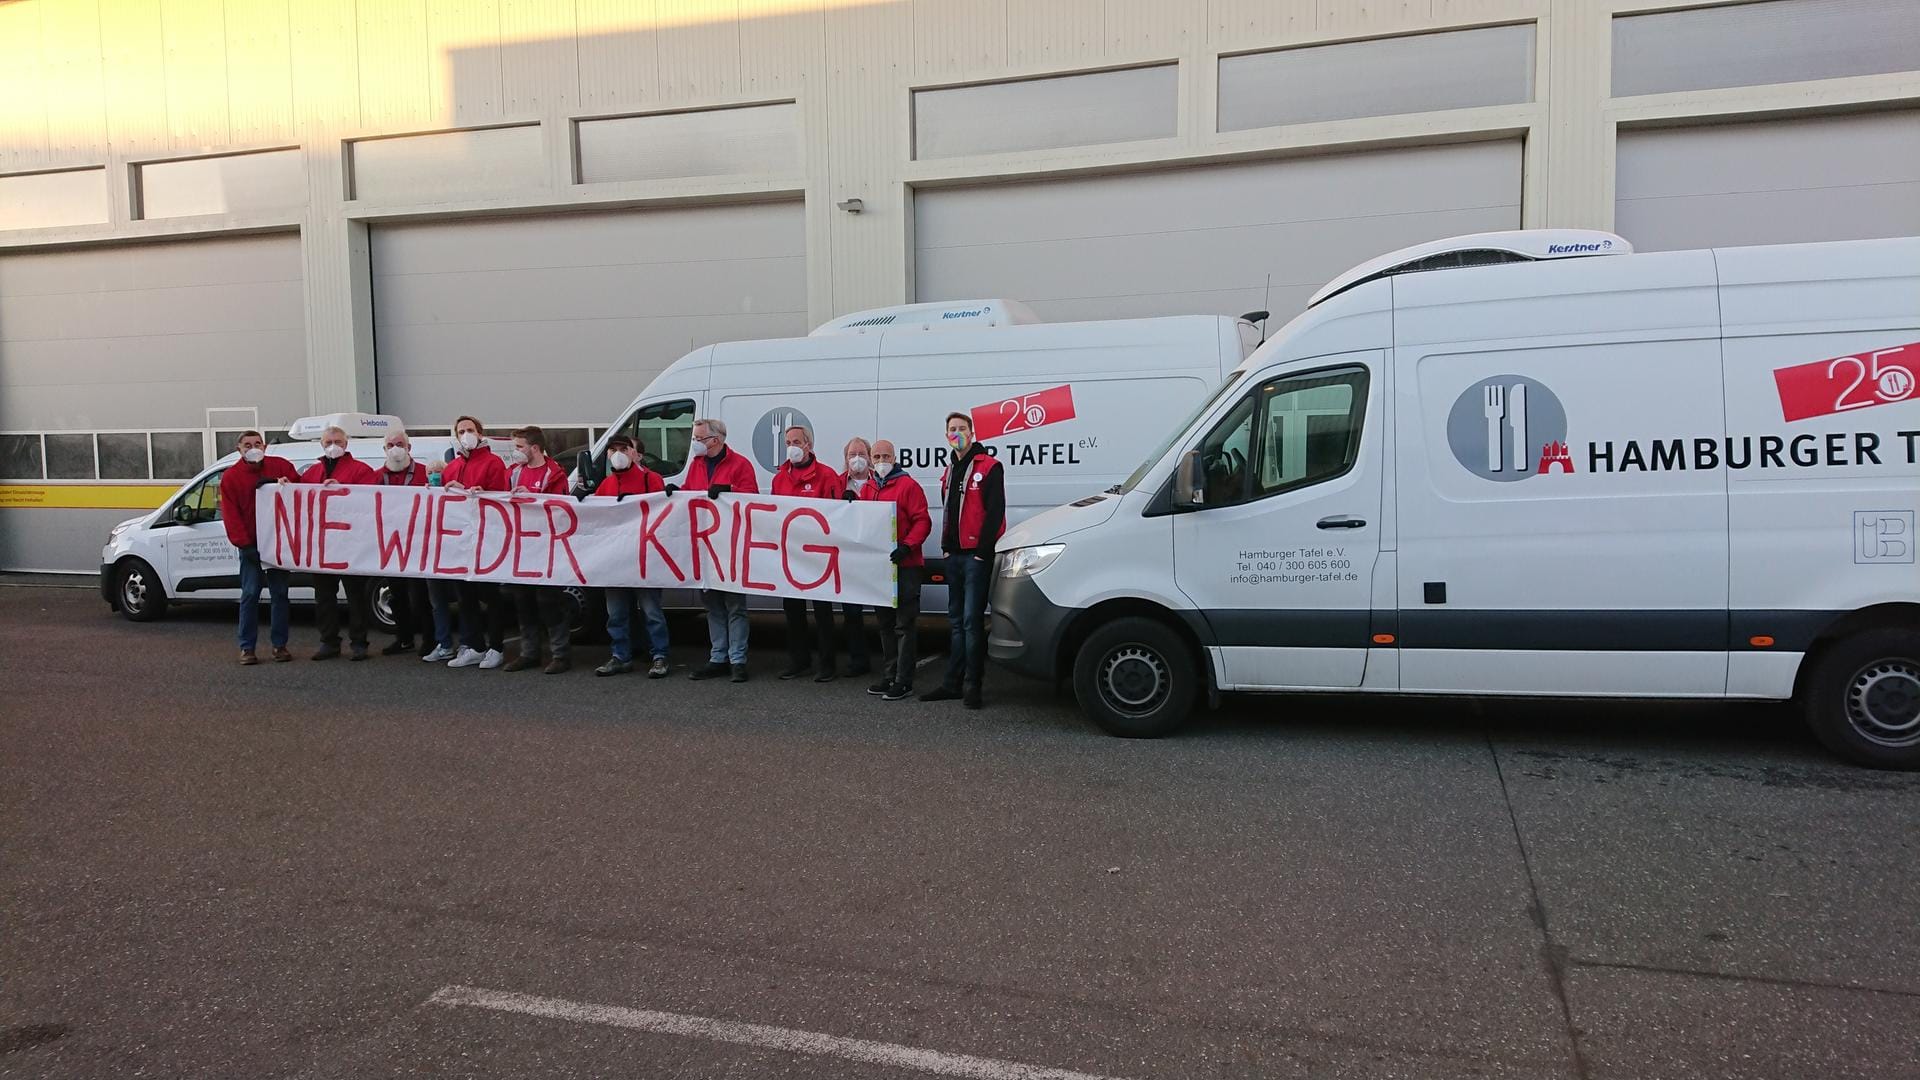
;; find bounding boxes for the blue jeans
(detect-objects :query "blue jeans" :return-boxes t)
[944,553,991,691]
[426,580,458,650]
[702,590,750,665]
[237,546,289,652]
[606,587,669,662]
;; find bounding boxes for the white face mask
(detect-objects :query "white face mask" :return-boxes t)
[508,448,528,466]
[608,451,632,471]
[242,447,265,464]
[848,455,869,474]
[457,431,479,452]
[323,443,346,460]
[385,446,410,469]
[785,444,807,465]
[874,461,893,478]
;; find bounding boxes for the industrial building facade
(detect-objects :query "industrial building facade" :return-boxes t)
[1,0,1917,571]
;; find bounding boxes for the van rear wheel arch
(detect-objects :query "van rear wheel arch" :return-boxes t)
[1793,603,1920,700]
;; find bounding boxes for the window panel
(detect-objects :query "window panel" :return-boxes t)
[914,66,1178,159]
[151,432,206,479]
[44,434,95,479]
[1613,0,1920,98]
[0,434,44,479]
[1219,25,1534,131]
[97,432,151,479]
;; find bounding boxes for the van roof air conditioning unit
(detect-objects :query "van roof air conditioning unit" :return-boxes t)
[810,299,1042,336]
[1308,229,1631,308]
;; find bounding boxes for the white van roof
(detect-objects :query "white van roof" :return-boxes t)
[1308,229,1630,308]
[286,412,407,440]
[811,298,1042,336]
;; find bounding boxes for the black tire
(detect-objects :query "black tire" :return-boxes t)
[115,558,168,622]
[1072,615,1197,738]
[1802,627,1920,770]
[567,586,605,644]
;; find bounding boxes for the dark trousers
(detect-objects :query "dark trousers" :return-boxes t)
[313,573,371,648]
[512,585,571,661]
[236,546,289,652]
[783,597,839,672]
[839,603,870,668]
[943,553,990,691]
[876,565,922,687]
[457,580,508,653]
[387,578,430,644]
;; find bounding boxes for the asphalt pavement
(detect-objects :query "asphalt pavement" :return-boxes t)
[2,584,1917,1079]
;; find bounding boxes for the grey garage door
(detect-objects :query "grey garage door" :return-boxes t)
[914,140,1523,324]
[1617,111,1920,252]
[0,233,308,431]
[371,202,808,427]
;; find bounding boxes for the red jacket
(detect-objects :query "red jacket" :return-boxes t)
[940,447,1007,555]
[377,460,428,486]
[595,465,664,497]
[510,457,569,495]
[218,455,300,548]
[861,469,932,568]
[771,457,844,500]
[443,444,508,492]
[298,453,379,487]
[684,446,759,494]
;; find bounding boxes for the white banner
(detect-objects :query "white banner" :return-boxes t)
[255,486,900,607]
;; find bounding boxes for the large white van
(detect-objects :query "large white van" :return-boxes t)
[573,300,1261,607]
[99,415,499,626]
[986,231,1920,768]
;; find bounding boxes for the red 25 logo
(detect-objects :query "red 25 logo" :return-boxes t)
[1774,343,1916,423]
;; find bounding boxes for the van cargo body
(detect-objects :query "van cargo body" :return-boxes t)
[988,232,1920,768]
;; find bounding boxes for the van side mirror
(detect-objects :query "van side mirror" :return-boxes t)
[1173,450,1205,507]
[575,450,599,494]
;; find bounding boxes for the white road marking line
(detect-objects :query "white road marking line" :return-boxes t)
[427,985,1133,1080]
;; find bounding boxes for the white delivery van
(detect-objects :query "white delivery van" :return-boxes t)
[987,230,1920,769]
[99,414,505,626]
[573,299,1261,608]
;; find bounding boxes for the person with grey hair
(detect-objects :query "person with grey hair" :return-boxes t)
[375,427,434,655]
[680,417,760,682]
[836,435,875,678]
[772,423,845,681]
[297,425,379,660]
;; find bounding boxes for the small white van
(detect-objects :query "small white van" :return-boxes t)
[573,299,1261,607]
[99,415,489,626]
[987,231,1920,769]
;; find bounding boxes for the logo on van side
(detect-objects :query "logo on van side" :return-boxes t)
[1546,242,1611,254]
[1446,376,1572,482]
[752,406,815,473]
[942,308,989,320]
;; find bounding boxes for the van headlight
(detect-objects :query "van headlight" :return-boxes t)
[997,544,1065,579]
[109,520,136,540]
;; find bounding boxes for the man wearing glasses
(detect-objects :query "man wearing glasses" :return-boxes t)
[676,418,760,682]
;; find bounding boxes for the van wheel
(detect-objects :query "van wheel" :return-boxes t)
[1803,628,1920,770]
[1073,616,1196,738]
[370,580,398,631]
[116,559,168,622]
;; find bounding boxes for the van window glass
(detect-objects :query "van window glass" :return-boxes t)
[177,470,223,522]
[612,398,698,476]
[1196,394,1259,507]
[1118,370,1245,494]
[1252,367,1368,497]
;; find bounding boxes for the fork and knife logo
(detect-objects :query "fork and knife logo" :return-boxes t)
[1446,375,1569,484]
[1482,383,1530,473]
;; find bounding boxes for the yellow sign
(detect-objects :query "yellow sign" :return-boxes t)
[0,484,174,510]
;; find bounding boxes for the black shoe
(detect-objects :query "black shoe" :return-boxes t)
[867,680,892,695]
[964,685,982,710]
[690,662,728,681]
[730,664,749,683]
[349,645,369,662]
[813,669,837,683]
[845,661,872,678]
[919,686,961,702]
[778,664,810,680]
[381,639,414,656]
[882,683,913,701]
[311,644,341,661]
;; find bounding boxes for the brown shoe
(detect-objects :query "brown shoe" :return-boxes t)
[239,650,259,666]
[271,647,293,663]
[543,658,571,675]
[503,654,540,672]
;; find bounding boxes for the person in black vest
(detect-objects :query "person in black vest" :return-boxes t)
[921,412,1004,709]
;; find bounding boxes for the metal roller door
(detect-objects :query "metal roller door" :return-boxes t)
[914,140,1523,324]
[1616,111,1920,252]
[371,202,807,427]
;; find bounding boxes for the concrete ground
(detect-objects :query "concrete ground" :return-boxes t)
[2,584,1916,1079]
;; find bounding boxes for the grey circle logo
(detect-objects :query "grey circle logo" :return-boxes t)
[1445,375,1570,482]
[751,406,813,473]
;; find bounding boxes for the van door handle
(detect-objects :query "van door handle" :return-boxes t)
[1316,516,1366,530]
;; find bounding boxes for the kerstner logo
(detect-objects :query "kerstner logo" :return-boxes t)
[1546,241,1613,254]
[941,308,988,320]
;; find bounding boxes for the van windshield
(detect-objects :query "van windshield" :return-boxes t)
[1115,370,1246,494]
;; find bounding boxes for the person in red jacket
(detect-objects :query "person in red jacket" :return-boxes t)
[771,423,846,682]
[835,436,875,679]
[922,411,1005,709]
[441,415,510,670]
[679,417,759,682]
[503,425,576,675]
[219,430,299,665]
[375,429,435,658]
[591,433,672,679]
[862,439,932,701]
[299,425,381,660]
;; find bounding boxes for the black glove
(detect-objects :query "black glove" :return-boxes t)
[707,483,730,499]
[616,491,628,502]
[842,489,858,502]
[662,483,678,496]
[575,489,591,502]
[889,544,910,564]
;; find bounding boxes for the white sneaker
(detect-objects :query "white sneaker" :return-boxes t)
[478,648,504,670]
[447,646,483,668]
[421,644,455,662]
